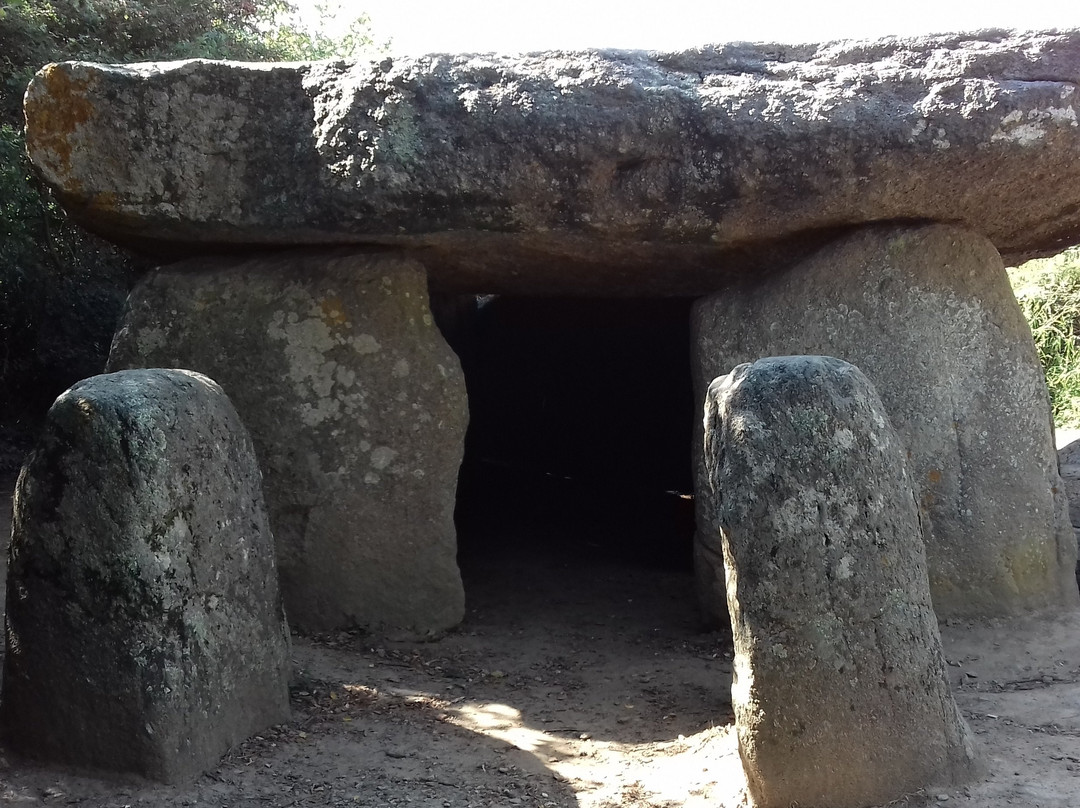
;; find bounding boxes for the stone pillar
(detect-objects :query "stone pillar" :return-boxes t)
[692,223,1077,620]
[705,355,979,808]
[1,369,290,783]
[1058,438,1080,579]
[108,251,468,635]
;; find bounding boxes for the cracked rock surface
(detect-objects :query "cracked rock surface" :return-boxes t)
[0,369,290,783]
[22,30,1080,294]
[107,251,469,636]
[704,355,979,808]
[692,223,1077,619]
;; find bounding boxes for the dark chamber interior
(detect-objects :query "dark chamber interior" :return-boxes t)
[436,295,698,575]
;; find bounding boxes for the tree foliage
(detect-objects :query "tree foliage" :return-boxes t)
[0,0,376,456]
[259,1,380,60]
[0,120,135,420]
[1009,249,1080,429]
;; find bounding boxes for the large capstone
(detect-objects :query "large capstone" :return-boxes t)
[692,223,1077,619]
[21,30,1080,295]
[107,251,468,635]
[0,369,289,783]
[704,355,979,808]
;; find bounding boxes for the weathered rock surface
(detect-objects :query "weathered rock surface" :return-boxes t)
[693,223,1077,618]
[107,251,468,635]
[1,369,289,783]
[1058,438,1080,564]
[1061,467,1080,535]
[24,30,1080,294]
[705,355,979,808]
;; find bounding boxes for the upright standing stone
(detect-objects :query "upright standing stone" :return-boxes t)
[108,251,468,635]
[693,223,1077,619]
[1058,439,1080,568]
[1,369,289,783]
[705,355,979,808]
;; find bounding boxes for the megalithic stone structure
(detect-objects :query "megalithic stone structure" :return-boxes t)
[19,29,1080,629]
[704,355,980,808]
[21,32,1080,295]
[692,223,1077,619]
[108,252,469,636]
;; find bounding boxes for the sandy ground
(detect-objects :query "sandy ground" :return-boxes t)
[0,477,1079,808]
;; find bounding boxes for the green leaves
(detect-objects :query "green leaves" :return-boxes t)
[1,0,376,72]
[1009,250,1080,429]
[0,0,29,21]
[0,124,34,244]
[258,2,382,61]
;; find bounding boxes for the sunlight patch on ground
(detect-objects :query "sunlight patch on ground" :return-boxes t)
[448,700,749,808]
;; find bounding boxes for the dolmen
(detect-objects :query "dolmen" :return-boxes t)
[20,29,1080,633]
[1,369,290,782]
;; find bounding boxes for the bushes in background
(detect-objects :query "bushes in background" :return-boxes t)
[1009,248,1080,430]
[0,121,137,425]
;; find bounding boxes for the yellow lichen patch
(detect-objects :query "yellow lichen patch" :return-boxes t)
[1001,538,1053,597]
[320,296,348,325]
[88,190,119,214]
[927,469,942,484]
[928,573,960,602]
[23,63,97,180]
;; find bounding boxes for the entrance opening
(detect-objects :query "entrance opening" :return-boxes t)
[435,295,699,626]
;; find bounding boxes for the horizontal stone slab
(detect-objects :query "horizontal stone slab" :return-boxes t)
[24,30,1080,293]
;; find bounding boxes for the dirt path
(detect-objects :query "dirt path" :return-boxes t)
[0,477,1079,807]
